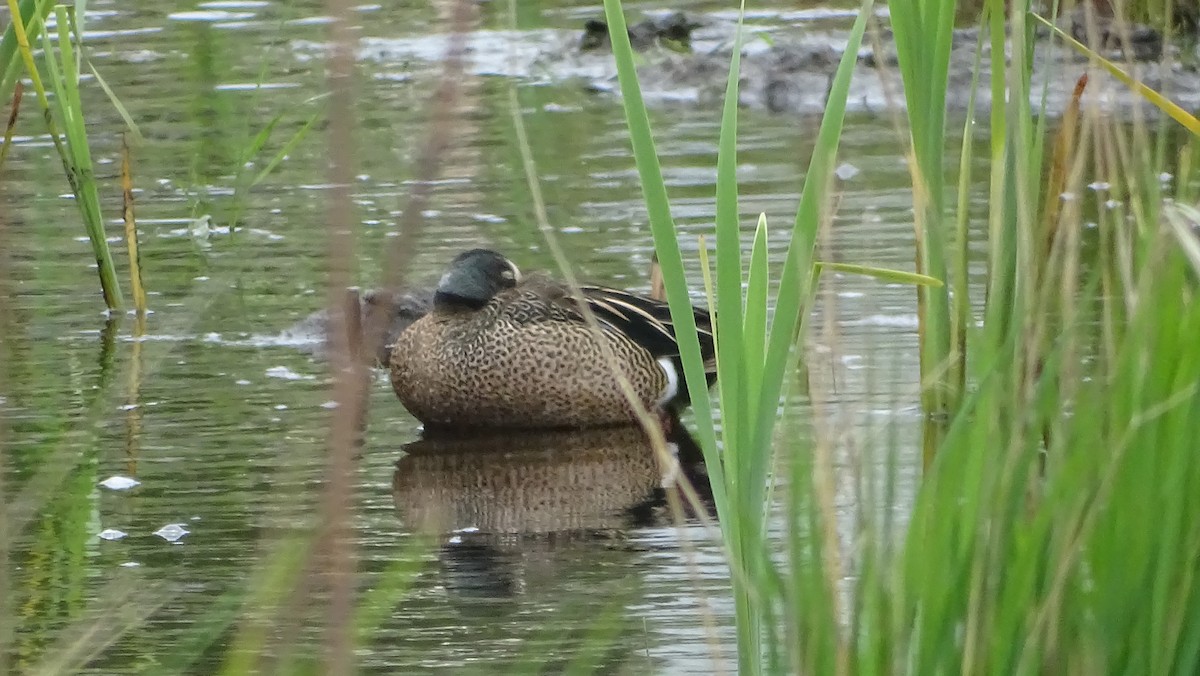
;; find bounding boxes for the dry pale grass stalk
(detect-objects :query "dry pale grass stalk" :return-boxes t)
[318,0,477,671]
[361,0,477,359]
[0,184,11,676]
[121,133,147,314]
[319,0,361,669]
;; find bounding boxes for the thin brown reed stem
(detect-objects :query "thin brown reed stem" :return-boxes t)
[361,0,476,355]
[0,184,10,676]
[320,0,361,670]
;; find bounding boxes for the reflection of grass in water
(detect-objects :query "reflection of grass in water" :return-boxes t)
[2,10,309,666]
[183,21,321,237]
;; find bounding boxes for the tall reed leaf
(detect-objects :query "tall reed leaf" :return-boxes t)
[0,0,53,104]
[7,3,123,308]
[599,0,726,504]
[749,0,874,458]
[604,0,874,670]
[889,0,959,463]
[46,6,122,307]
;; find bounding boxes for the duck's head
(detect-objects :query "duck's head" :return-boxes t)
[434,249,522,310]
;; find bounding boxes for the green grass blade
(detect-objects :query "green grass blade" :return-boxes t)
[814,262,944,287]
[52,5,121,308]
[0,0,53,103]
[353,545,428,643]
[73,0,87,41]
[751,0,875,455]
[890,0,958,454]
[714,0,748,459]
[252,109,320,187]
[1030,13,1200,135]
[84,58,144,142]
[743,213,769,411]
[600,0,725,502]
[950,21,988,408]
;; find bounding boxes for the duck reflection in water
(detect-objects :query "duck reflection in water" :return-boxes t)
[392,420,713,602]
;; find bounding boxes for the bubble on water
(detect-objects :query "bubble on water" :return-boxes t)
[154,524,189,542]
[168,10,256,22]
[265,366,314,381]
[99,476,141,491]
[98,528,128,541]
[835,162,860,180]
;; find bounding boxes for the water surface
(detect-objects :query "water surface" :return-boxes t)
[1,1,949,672]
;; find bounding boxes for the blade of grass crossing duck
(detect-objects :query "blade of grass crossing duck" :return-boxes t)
[601,0,726,508]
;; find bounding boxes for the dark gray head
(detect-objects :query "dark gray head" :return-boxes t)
[434,249,521,310]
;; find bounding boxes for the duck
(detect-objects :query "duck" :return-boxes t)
[389,249,716,430]
[579,12,702,53]
[1067,0,1163,61]
[284,287,433,366]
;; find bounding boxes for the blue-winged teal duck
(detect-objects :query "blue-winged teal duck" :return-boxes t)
[389,249,716,429]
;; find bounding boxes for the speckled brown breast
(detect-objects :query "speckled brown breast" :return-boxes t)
[389,287,668,429]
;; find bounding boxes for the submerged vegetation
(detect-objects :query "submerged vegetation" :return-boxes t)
[3,0,1200,673]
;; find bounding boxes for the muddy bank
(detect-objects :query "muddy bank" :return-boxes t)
[303,8,1200,119]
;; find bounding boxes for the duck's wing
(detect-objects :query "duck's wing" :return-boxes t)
[578,286,715,367]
